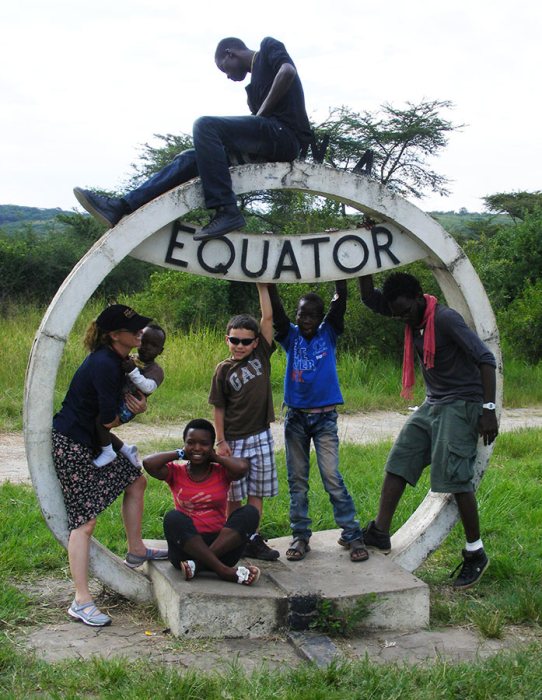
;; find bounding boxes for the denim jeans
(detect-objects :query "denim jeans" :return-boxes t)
[284,408,361,543]
[124,115,300,211]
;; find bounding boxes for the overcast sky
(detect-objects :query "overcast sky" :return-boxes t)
[1,0,540,215]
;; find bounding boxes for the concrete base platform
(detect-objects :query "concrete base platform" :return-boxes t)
[144,529,429,639]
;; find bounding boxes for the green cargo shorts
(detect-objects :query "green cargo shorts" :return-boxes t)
[385,400,482,493]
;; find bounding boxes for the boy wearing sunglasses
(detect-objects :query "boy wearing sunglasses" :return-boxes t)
[208,283,280,561]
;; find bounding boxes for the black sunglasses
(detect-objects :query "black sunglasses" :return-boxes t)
[227,336,256,346]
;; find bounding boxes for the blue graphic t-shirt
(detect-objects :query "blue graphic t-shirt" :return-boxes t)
[279,321,343,408]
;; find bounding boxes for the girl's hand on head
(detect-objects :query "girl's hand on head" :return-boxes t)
[215,442,232,458]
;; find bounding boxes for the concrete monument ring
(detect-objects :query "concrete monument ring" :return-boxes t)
[24,162,502,599]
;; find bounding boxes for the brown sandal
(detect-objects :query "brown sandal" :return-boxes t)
[349,538,369,562]
[286,538,311,561]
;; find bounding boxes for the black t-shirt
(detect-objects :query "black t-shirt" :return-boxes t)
[363,290,497,403]
[53,346,123,446]
[246,37,312,145]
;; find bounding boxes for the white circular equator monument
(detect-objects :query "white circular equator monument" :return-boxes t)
[24,161,502,600]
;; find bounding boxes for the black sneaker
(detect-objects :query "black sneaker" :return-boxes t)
[362,520,391,553]
[73,187,128,228]
[244,534,280,561]
[451,548,489,590]
[193,205,245,240]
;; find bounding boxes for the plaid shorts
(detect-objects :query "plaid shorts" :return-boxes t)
[227,428,278,501]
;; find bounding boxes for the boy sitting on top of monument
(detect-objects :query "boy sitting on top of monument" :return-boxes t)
[74,37,312,241]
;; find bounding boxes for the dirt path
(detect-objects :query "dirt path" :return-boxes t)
[3,407,542,484]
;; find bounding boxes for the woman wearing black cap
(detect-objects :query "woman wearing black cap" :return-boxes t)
[52,304,168,627]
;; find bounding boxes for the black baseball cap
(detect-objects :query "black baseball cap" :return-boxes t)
[96,304,152,332]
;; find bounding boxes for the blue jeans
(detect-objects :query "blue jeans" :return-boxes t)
[124,115,300,211]
[284,408,361,543]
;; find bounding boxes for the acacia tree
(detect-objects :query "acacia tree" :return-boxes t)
[315,99,461,199]
[121,100,459,229]
[125,132,194,188]
[482,191,542,221]
[123,131,344,231]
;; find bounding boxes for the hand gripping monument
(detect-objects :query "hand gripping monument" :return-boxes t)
[25,161,502,635]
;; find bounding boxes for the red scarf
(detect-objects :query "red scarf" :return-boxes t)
[401,294,437,400]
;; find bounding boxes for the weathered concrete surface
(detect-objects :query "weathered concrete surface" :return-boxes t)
[148,557,286,639]
[16,577,541,669]
[22,619,540,669]
[24,161,501,594]
[338,626,542,665]
[144,529,428,639]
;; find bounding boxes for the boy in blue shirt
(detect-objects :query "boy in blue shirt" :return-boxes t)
[267,282,367,562]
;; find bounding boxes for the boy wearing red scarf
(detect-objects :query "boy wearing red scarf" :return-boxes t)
[359,272,499,589]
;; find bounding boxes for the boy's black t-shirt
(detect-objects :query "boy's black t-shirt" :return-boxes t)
[246,36,312,145]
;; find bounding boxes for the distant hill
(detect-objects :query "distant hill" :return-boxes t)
[0,204,74,236]
[429,210,513,239]
[1,203,512,240]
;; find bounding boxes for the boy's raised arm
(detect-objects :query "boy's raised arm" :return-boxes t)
[358,274,375,301]
[267,283,290,340]
[213,406,232,457]
[325,279,347,333]
[357,274,391,316]
[256,283,274,345]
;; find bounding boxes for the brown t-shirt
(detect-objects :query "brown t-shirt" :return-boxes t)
[208,336,276,439]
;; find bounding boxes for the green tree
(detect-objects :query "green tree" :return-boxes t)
[499,280,542,363]
[125,132,194,189]
[482,191,542,221]
[56,211,105,243]
[128,269,230,329]
[0,228,84,304]
[464,210,542,309]
[0,212,157,306]
[315,100,461,199]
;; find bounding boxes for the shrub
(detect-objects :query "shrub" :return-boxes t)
[498,280,542,363]
[127,269,231,330]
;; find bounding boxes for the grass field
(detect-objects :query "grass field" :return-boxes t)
[2,299,542,695]
[1,430,542,696]
[3,302,542,432]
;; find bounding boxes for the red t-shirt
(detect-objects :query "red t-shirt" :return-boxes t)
[165,461,233,533]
